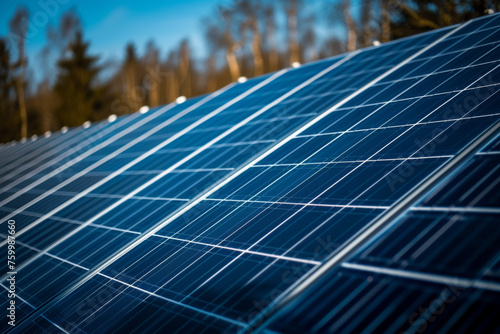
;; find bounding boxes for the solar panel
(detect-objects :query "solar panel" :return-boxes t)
[0,113,148,194]
[264,132,500,334]
[1,12,499,333]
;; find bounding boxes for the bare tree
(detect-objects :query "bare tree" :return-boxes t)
[38,10,81,131]
[204,4,244,83]
[238,0,264,76]
[380,0,391,42]
[9,7,29,139]
[123,43,141,112]
[223,12,242,81]
[34,80,56,133]
[301,13,318,62]
[283,0,301,65]
[178,39,192,97]
[205,53,217,93]
[144,41,160,107]
[165,50,179,103]
[343,0,358,52]
[359,0,374,47]
[264,3,279,72]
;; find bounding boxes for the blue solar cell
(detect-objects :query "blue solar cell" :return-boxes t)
[9,26,460,332]
[265,268,500,333]
[0,110,144,191]
[3,13,500,334]
[354,211,500,277]
[263,120,500,334]
[0,55,358,328]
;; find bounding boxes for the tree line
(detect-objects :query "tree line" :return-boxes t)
[1,0,497,143]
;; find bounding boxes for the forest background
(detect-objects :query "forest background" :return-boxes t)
[1,0,498,143]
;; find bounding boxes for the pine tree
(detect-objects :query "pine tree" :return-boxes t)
[54,31,102,127]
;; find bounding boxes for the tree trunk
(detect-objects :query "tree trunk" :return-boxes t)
[250,19,264,76]
[265,7,279,72]
[9,8,29,138]
[287,0,300,64]
[38,81,53,132]
[343,0,357,52]
[226,47,240,82]
[380,0,391,42]
[166,70,178,103]
[16,67,27,138]
[126,64,138,112]
[179,41,192,97]
[206,55,217,93]
[149,75,159,107]
[359,0,373,47]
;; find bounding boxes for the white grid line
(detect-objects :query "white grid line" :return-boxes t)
[341,262,500,292]
[9,16,500,332]
[0,69,288,271]
[0,107,168,197]
[0,115,140,189]
[411,205,500,214]
[0,83,234,238]
[5,53,360,327]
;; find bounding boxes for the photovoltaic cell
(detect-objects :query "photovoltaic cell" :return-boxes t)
[1,54,356,329]
[0,111,147,192]
[264,132,500,334]
[1,13,499,334]
[8,25,454,332]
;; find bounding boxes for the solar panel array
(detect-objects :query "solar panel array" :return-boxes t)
[263,131,500,334]
[1,13,499,333]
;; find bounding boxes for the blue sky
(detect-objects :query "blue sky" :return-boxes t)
[0,0,221,80]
